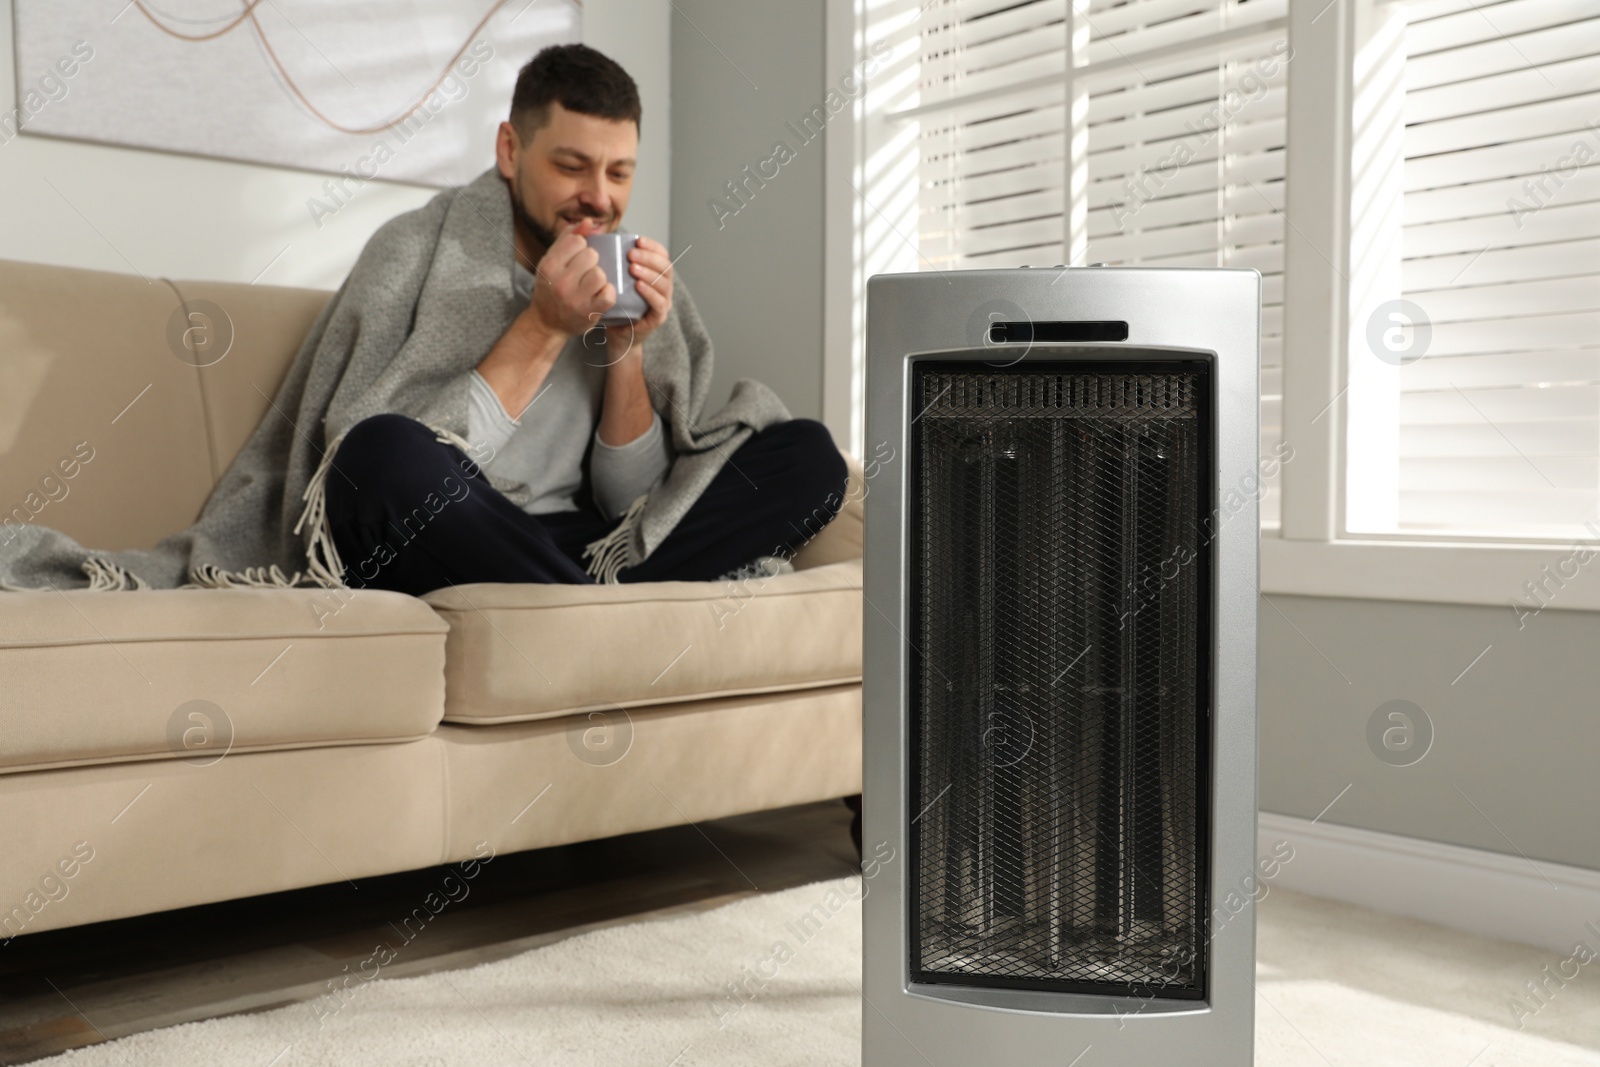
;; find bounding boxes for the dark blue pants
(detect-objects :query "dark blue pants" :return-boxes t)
[323,414,847,595]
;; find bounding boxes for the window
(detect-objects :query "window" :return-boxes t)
[836,0,1600,604]
[860,0,1289,523]
[1369,0,1600,540]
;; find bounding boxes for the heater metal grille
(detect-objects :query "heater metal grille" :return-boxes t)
[909,360,1211,1000]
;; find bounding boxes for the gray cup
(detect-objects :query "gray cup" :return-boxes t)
[585,231,650,326]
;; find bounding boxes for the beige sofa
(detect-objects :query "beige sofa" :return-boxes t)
[0,258,863,941]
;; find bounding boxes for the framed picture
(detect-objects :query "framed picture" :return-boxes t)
[9,0,581,187]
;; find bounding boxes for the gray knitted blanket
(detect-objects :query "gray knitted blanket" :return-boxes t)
[0,165,789,592]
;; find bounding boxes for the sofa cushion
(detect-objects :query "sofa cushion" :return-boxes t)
[0,587,448,774]
[166,276,333,482]
[0,261,334,555]
[0,259,216,553]
[422,559,864,724]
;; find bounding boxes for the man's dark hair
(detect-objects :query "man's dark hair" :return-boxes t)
[510,44,641,139]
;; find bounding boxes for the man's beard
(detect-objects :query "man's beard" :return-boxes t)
[506,176,610,259]
[508,179,557,252]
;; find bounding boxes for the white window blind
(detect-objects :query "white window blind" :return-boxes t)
[1394,0,1600,538]
[874,0,1289,525]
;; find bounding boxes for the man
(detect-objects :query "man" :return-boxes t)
[318,44,846,594]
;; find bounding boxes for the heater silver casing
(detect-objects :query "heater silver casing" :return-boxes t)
[862,266,1260,1066]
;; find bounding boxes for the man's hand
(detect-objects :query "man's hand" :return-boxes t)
[527,218,615,340]
[477,218,611,418]
[602,235,674,357]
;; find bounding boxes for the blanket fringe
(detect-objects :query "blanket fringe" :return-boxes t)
[292,427,355,589]
[582,493,648,584]
[0,557,149,593]
[431,425,479,463]
[185,563,307,590]
[83,556,149,591]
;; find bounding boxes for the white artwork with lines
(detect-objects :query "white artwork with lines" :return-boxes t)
[10,0,580,188]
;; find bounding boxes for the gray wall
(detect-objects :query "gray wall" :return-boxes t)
[670,0,827,420]
[1260,594,1600,871]
[589,0,674,250]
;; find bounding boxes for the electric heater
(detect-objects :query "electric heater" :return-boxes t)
[862,267,1259,1066]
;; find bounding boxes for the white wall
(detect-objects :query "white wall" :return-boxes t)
[0,0,669,290]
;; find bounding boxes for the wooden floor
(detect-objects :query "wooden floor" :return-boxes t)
[0,799,860,1065]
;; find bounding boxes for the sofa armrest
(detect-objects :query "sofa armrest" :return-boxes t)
[791,450,864,569]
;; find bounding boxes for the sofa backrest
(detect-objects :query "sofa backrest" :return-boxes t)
[0,259,332,551]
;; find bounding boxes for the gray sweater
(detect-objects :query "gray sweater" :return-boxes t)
[465,261,673,518]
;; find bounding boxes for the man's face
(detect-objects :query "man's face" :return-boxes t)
[496,102,637,252]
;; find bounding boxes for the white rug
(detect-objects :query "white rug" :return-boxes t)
[32,879,1600,1066]
[38,877,866,1067]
